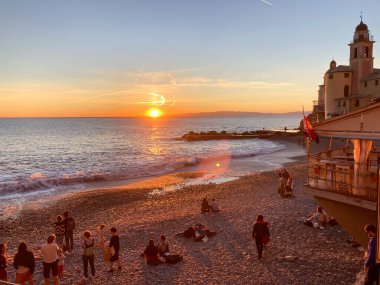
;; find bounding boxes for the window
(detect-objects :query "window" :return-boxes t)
[343,101,346,107]
[344,85,349,97]
[364,47,369,58]
[355,99,359,107]
[365,82,367,87]
[329,74,333,79]
[344,73,350,78]
[376,80,379,86]
[338,101,341,107]
[354,48,358,58]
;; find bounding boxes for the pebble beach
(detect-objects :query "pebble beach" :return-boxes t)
[0,140,364,285]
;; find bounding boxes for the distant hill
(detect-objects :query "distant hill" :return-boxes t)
[169,111,309,118]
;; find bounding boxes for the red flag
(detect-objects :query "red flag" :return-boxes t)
[303,116,319,143]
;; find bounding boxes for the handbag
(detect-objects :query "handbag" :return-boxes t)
[104,249,112,261]
[263,235,271,245]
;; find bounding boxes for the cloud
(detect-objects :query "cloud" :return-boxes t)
[261,0,277,8]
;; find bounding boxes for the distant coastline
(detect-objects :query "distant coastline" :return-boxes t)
[166,111,310,118]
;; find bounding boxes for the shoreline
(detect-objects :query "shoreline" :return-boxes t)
[0,137,364,284]
[0,136,306,221]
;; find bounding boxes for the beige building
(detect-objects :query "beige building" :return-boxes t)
[312,18,380,121]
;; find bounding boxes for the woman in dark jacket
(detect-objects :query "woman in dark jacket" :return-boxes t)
[252,215,270,259]
[144,240,160,265]
[13,242,35,284]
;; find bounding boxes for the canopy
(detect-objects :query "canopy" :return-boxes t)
[313,101,380,140]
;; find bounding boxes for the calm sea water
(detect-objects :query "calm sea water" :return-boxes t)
[0,116,301,211]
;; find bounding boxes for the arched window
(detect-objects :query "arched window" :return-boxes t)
[354,48,358,58]
[344,85,349,97]
[364,47,369,57]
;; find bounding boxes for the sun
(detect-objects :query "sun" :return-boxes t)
[146,108,163,118]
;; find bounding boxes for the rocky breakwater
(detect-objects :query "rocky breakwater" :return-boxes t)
[181,129,300,141]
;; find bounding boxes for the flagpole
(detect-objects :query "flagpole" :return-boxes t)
[302,105,311,185]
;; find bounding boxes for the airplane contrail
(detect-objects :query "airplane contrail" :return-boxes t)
[138,92,176,107]
[261,0,276,7]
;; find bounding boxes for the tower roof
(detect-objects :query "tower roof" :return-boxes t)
[355,20,368,32]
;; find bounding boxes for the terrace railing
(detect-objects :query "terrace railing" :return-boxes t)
[306,148,379,201]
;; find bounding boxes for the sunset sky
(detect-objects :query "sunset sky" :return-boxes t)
[1,0,380,117]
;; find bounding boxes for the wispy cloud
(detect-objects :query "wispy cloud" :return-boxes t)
[261,0,277,8]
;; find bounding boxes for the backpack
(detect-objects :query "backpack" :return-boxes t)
[84,238,95,256]
[66,217,75,231]
[54,222,65,236]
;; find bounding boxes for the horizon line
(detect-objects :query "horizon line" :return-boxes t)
[0,111,311,119]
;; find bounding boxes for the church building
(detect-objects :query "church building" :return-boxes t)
[312,17,380,122]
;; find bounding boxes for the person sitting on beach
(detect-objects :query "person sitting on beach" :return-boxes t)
[13,242,35,284]
[201,198,211,213]
[278,169,290,197]
[144,240,160,265]
[210,198,220,212]
[176,224,216,241]
[180,227,195,239]
[284,177,294,197]
[0,243,8,282]
[193,224,216,242]
[157,235,170,257]
[252,215,270,259]
[41,234,59,285]
[54,215,65,249]
[306,206,329,228]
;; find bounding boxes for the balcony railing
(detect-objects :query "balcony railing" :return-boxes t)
[306,148,379,201]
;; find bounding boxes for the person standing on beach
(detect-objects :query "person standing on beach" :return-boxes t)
[364,224,379,285]
[41,234,59,285]
[57,249,65,279]
[54,216,65,249]
[252,215,270,259]
[0,243,8,282]
[63,211,75,253]
[97,224,105,248]
[82,230,95,280]
[13,242,35,284]
[108,227,121,272]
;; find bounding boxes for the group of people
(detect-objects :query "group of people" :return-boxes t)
[201,197,220,213]
[0,242,35,284]
[0,211,122,285]
[278,168,294,198]
[142,235,182,266]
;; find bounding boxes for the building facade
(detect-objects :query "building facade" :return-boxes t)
[312,18,380,122]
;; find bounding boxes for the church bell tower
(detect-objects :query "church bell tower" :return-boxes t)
[349,16,375,95]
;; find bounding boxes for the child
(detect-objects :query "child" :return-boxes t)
[97,224,105,248]
[57,249,65,278]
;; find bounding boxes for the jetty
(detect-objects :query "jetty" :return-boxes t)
[181,129,300,141]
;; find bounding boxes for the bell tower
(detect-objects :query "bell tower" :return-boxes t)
[349,16,375,95]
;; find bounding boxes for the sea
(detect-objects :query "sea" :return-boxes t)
[0,116,303,219]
